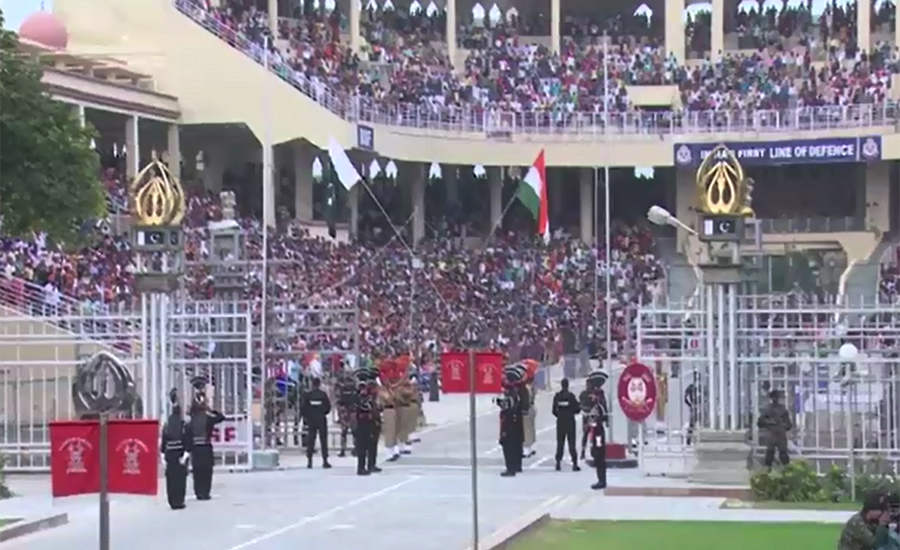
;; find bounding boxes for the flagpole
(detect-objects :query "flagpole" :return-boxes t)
[261,35,272,449]
[603,31,613,369]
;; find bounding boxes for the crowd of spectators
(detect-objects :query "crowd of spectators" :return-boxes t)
[175,0,900,124]
[0,180,664,371]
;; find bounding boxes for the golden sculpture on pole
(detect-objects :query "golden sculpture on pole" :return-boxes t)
[695,144,755,218]
[130,154,186,227]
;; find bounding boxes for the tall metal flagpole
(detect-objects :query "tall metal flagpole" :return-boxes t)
[603,32,613,367]
[261,35,272,447]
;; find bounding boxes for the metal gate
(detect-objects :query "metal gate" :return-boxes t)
[636,294,900,476]
[0,299,253,472]
[160,300,254,470]
[0,308,141,471]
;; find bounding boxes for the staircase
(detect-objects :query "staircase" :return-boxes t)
[843,237,893,314]
[689,429,752,486]
[655,234,698,304]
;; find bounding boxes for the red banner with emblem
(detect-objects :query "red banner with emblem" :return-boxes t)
[474,352,504,393]
[106,420,159,495]
[50,419,159,498]
[50,421,101,497]
[441,351,504,393]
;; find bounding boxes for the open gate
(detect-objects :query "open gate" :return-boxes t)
[636,294,900,476]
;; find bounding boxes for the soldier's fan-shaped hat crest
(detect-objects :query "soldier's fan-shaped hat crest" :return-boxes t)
[586,369,609,388]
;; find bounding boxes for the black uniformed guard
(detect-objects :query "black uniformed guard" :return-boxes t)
[585,369,609,490]
[758,389,792,468]
[336,370,358,457]
[498,365,526,477]
[552,378,581,472]
[684,381,698,445]
[354,367,383,476]
[301,377,333,469]
[161,390,190,510]
[186,382,226,500]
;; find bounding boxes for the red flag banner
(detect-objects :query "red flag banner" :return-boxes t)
[475,352,504,393]
[49,421,100,497]
[107,420,160,496]
[440,351,470,393]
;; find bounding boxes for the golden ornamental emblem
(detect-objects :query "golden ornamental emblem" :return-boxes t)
[695,145,754,217]
[129,156,186,227]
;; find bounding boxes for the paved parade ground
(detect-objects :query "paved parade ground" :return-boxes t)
[0,383,853,550]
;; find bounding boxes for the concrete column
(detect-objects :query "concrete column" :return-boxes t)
[268,0,278,37]
[125,115,140,180]
[711,0,724,61]
[896,13,900,50]
[202,147,225,193]
[351,0,361,53]
[489,167,503,230]
[446,0,457,69]
[262,143,276,228]
[166,124,181,182]
[412,165,426,244]
[349,185,359,240]
[550,0,560,54]
[579,168,594,245]
[665,0,685,62]
[74,104,86,127]
[866,161,890,231]
[293,144,314,221]
[857,0,870,52]
[445,165,458,204]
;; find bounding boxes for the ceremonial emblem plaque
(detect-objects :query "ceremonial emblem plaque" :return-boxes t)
[617,362,658,422]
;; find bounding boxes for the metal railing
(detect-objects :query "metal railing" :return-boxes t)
[175,0,900,136]
[755,216,866,234]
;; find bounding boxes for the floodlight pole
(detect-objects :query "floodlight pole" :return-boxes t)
[466,330,480,550]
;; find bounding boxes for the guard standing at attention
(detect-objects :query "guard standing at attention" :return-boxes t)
[336,369,358,457]
[186,380,226,500]
[161,389,191,510]
[300,377,333,469]
[758,389,792,468]
[552,378,581,472]
[497,364,526,477]
[578,386,593,460]
[354,367,383,475]
[585,369,609,490]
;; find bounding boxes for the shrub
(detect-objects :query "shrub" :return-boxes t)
[0,454,9,499]
[750,459,898,504]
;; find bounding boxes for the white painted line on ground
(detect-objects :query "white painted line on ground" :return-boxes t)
[528,455,555,470]
[223,475,420,550]
[485,424,557,456]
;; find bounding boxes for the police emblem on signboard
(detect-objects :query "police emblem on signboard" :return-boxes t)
[695,144,755,217]
[675,145,692,166]
[861,138,880,161]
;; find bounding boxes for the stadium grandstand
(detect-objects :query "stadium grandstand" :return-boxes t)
[4,0,900,478]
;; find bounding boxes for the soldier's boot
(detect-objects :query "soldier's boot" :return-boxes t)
[500,470,516,477]
[323,461,332,469]
[572,463,581,472]
[307,457,313,469]
[339,434,347,457]
[338,449,346,458]
[591,481,606,490]
[555,461,561,471]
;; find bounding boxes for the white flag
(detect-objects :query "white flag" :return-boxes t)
[327,136,361,190]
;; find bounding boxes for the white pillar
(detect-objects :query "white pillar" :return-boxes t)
[349,186,359,240]
[268,0,278,38]
[125,115,140,179]
[202,147,225,193]
[579,169,593,245]
[550,0,560,55]
[293,144,314,221]
[489,168,502,230]
[666,0,685,62]
[262,143,276,228]
[446,0,457,69]
[896,12,900,50]
[412,165,426,244]
[711,0,724,61]
[857,0,871,52]
[74,104,86,127]
[351,0,361,53]
[167,124,181,182]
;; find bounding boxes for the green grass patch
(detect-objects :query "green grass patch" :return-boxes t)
[509,519,842,550]
[0,519,19,528]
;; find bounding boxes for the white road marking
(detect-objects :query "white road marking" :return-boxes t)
[528,455,555,470]
[223,476,420,550]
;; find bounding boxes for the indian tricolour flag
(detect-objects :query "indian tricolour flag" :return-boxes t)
[517,149,549,242]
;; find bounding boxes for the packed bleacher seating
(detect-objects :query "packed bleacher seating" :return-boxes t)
[174,0,900,131]
[0,183,664,364]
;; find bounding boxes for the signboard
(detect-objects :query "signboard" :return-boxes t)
[617,362,658,422]
[440,351,505,393]
[674,136,881,166]
[50,419,160,498]
[357,124,375,151]
[211,414,250,447]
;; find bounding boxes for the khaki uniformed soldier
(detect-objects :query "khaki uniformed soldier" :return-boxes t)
[395,375,416,455]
